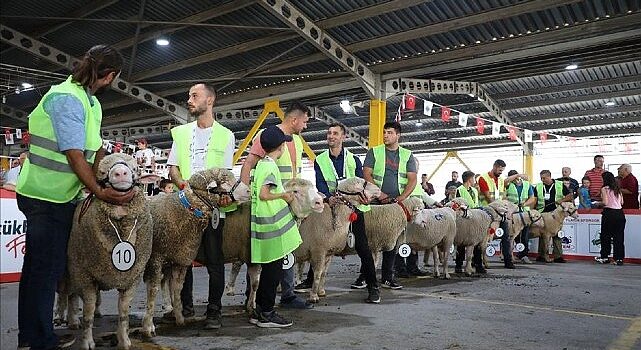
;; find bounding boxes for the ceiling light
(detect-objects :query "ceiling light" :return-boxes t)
[468,93,475,97]
[21,82,33,89]
[340,100,352,113]
[565,64,578,70]
[155,38,170,46]
[605,101,616,107]
[415,121,423,127]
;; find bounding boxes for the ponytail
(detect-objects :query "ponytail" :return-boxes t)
[72,45,123,88]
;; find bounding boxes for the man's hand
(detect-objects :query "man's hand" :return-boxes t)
[378,192,389,203]
[328,196,341,206]
[96,187,135,205]
[218,195,233,207]
[396,194,407,203]
[281,192,294,203]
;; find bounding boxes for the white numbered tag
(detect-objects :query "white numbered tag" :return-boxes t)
[112,241,136,272]
[495,228,504,238]
[347,232,355,249]
[544,193,551,201]
[515,243,525,253]
[449,244,455,254]
[398,244,411,258]
[485,246,496,257]
[282,253,295,270]
[557,230,564,238]
[211,208,220,229]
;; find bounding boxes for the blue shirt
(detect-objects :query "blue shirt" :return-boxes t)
[578,187,592,209]
[43,89,95,152]
[314,149,364,198]
[515,183,535,198]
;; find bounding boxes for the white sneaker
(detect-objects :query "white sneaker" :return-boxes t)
[521,256,532,264]
[594,257,609,264]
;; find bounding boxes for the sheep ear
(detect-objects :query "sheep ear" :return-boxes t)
[207,180,218,189]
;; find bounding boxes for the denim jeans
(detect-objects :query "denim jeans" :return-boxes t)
[16,194,76,349]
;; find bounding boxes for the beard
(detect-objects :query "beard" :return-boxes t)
[189,105,206,117]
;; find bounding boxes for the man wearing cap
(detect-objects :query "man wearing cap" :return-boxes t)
[166,83,235,329]
[240,100,313,310]
[505,170,536,263]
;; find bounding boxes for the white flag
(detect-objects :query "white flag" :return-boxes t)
[154,148,162,157]
[423,101,433,116]
[106,142,113,153]
[524,129,533,142]
[458,113,468,127]
[15,129,22,139]
[492,122,501,136]
[5,133,14,145]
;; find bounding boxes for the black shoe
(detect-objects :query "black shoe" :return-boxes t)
[454,265,463,274]
[204,310,222,330]
[397,268,411,278]
[56,334,76,349]
[380,279,402,290]
[504,261,515,269]
[476,266,487,274]
[256,310,293,328]
[249,309,260,325]
[279,297,314,309]
[553,257,567,263]
[408,266,429,277]
[365,287,381,304]
[294,280,313,293]
[616,260,624,266]
[350,276,367,289]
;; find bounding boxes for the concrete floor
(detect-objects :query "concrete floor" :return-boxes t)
[2,256,640,350]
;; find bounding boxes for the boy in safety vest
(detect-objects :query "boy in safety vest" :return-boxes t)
[505,170,536,263]
[249,126,303,328]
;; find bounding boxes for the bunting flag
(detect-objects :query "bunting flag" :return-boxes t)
[569,137,577,147]
[114,142,122,153]
[524,129,533,142]
[458,113,468,127]
[475,117,485,134]
[441,106,451,122]
[21,131,30,145]
[405,94,416,110]
[539,132,548,143]
[508,126,517,140]
[423,101,433,116]
[492,122,501,136]
[4,129,14,145]
[15,129,22,139]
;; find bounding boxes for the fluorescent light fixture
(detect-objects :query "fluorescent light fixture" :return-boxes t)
[415,121,423,127]
[565,64,578,70]
[468,93,475,97]
[605,101,616,106]
[21,82,33,89]
[156,38,170,46]
[340,100,352,113]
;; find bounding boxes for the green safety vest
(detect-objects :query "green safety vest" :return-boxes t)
[506,181,531,211]
[255,129,303,181]
[315,148,370,212]
[456,185,479,208]
[171,120,236,212]
[479,172,506,206]
[371,145,422,198]
[17,76,102,203]
[250,158,302,263]
[535,181,564,211]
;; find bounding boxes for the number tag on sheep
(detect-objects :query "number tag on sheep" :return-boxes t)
[515,243,525,253]
[112,241,136,272]
[211,207,220,229]
[486,246,496,257]
[398,244,411,258]
[282,253,295,270]
[347,231,355,249]
[495,227,504,238]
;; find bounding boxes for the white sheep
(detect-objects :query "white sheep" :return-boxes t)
[528,202,579,262]
[64,153,153,350]
[407,207,458,279]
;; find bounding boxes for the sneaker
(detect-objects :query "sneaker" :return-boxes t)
[380,279,402,290]
[350,276,367,289]
[17,342,30,350]
[476,266,487,274]
[520,256,532,264]
[595,257,609,264]
[249,310,260,325]
[294,280,313,293]
[504,261,515,269]
[56,334,76,349]
[279,297,314,309]
[616,260,624,266]
[365,287,381,304]
[408,266,429,277]
[553,257,567,263]
[203,311,222,330]
[256,310,293,328]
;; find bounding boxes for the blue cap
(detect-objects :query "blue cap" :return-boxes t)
[261,125,293,150]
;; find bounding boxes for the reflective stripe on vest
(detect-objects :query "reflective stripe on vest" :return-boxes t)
[372,145,416,196]
[16,75,102,203]
[250,159,302,263]
[479,172,505,206]
[316,149,370,212]
[506,181,531,210]
[457,185,479,208]
[536,181,564,211]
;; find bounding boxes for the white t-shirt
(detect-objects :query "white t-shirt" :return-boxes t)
[135,148,155,167]
[167,125,235,174]
[4,165,21,186]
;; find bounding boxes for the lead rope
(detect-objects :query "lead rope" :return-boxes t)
[107,217,138,243]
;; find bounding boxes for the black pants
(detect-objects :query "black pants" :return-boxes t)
[515,225,530,259]
[455,245,483,268]
[394,252,420,271]
[600,208,626,261]
[305,211,378,288]
[381,249,396,281]
[256,258,284,313]
[182,218,225,314]
[16,194,76,349]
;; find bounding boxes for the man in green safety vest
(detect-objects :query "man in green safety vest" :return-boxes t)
[505,170,536,263]
[240,101,313,310]
[533,169,573,263]
[16,45,131,349]
[294,123,380,303]
[165,83,236,330]
[454,170,487,274]
[363,121,425,289]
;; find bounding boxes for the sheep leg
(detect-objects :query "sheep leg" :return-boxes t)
[318,256,332,297]
[308,256,325,303]
[161,276,173,312]
[224,261,243,296]
[170,266,188,326]
[246,264,262,313]
[54,292,68,326]
[542,235,553,262]
[295,261,305,286]
[431,246,441,278]
[142,272,162,338]
[116,287,136,350]
[79,286,98,350]
[373,251,382,269]
[94,290,102,318]
[67,294,81,330]
[464,246,475,276]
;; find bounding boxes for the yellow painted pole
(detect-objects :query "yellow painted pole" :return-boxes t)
[452,151,473,173]
[426,152,450,182]
[524,153,534,181]
[426,151,471,182]
[232,103,273,164]
[369,99,386,148]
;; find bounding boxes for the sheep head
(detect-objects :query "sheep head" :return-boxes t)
[96,153,138,191]
[529,209,544,227]
[336,178,381,206]
[284,178,324,219]
[447,197,469,218]
[488,200,511,218]
[400,196,425,216]
[560,202,579,219]
[188,168,251,204]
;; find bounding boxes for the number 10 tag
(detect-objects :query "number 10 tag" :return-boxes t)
[112,241,136,272]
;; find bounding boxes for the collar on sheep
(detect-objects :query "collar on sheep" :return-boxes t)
[336,183,369,204]
[396,200,412,222]
[208,179,241,202]
[178,190,205,218]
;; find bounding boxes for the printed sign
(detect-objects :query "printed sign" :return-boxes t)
[1,192,26,282]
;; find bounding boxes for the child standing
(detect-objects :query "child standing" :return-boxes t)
[249,126,302,328]
[578,176,592,209]
[595,171,626,265]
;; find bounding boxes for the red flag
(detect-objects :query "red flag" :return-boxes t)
[508,126,517,140]
[441,106,451,122]
[21,130,30,145]
[475,117,485,134]
[114,142,122,153]
[404,94,416,110]
[540,132,548,143]
[569,137,577,147]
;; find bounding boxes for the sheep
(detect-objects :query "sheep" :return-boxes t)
[141,168,251,338]
[528,202,579,262]
[503,202,544,262]
[407,207,458,279]
[446,198,511,276]
[63,153,153,350]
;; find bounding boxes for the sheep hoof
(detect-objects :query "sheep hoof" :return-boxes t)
[53,317,65,326]
[318,290,326,297]
[308,296,320,304]
[443,274,451,280]
[80,339,95,350]
[68,322,81,330]
[465,272,473,277]
[94,311,102,318]
[117,339,131,350]
[224,288,235,296]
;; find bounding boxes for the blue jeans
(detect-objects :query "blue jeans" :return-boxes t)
[280,265,297,302]
[16,194,76,349]
[500,220,512,263]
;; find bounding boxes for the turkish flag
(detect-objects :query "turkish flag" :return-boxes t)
[508,127,517,140]
[441,106,451,122]
[114,142,122,153]
[569,137,577,147]
[475,118,485,134]
[21,130,30,145]
[540,132,548,143]
[405,94,416,110]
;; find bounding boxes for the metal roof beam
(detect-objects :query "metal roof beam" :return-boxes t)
[310,107,369,150]
[510,104,641,122]
[0,24,190,124]
[502,88,641,110]
[0,104,29,124]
